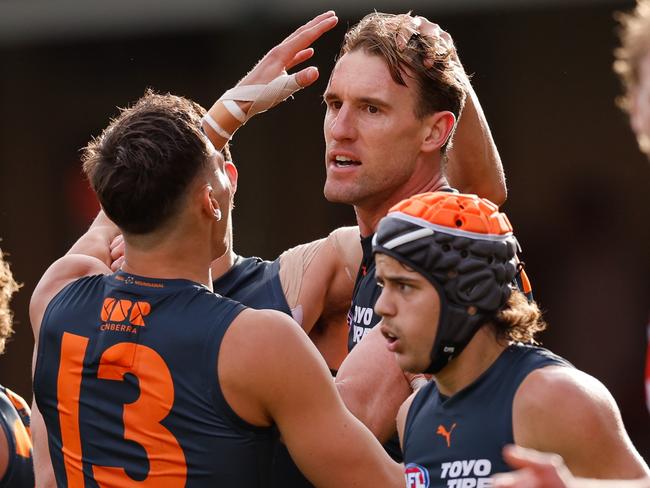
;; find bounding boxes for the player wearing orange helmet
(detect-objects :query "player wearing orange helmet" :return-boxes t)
[368,192,649,486]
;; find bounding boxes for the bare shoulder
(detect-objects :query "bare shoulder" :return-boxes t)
[514,365,649,477]
[229,308,305,344]
[515,365,615,421]
[221,307,320,387]
[30,254,110,336]
[219,307,331,426]
[328,226,361,273]
[278,226,360,331]
[278,225,360,279]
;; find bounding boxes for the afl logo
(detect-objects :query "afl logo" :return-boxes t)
[405,463,430,488]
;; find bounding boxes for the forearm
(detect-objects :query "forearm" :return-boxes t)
[446,80,506,205]
[66,210,119,268]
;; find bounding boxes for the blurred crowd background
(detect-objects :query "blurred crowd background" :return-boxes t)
[0,0,648,460]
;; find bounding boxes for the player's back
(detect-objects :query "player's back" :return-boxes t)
[33,270,277,487]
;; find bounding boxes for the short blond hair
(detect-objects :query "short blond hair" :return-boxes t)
[0,249,20,355]
[614,0,650,111]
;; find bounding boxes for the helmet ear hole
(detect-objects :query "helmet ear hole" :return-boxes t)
[467,305,478,316]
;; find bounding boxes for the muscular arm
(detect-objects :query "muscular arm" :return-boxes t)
[446,81,506,204]
[29,211,117,485]
[396,392,416,449]
[278,226,360,371]
[513,366,649,479]
[411,17,506,204]
[30,210,117,336]
[218,309,403,487]
[335,325,412,443]
[279,226,360,332]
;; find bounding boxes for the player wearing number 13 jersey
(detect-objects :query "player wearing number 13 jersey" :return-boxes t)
[29,91,402,487]
[33,270,273,487]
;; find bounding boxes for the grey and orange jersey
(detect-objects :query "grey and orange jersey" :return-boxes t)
[34,270,277,487]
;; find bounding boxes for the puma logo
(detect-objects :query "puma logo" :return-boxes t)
[436,423,457,448]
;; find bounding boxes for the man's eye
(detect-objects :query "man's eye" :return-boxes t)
[376,280,385,288]
[366,105,378,114]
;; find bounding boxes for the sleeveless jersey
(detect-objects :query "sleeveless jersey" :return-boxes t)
[33,270,277,487]
[347,236,381,351]
[213,256,291,315]
[213,256,312,488]
[402,344,570,488]
[0,385,33,487]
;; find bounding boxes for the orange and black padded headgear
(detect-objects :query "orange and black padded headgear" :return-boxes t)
[373,192,529,374]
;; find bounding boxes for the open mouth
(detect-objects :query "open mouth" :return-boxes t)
[380,325,398,345]
[333,155,362,168]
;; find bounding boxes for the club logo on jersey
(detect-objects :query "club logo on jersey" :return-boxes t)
[405,463,430,488]
[436,422,457,448]
[99,297,151,333]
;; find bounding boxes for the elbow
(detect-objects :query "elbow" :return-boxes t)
[335,380,388,442]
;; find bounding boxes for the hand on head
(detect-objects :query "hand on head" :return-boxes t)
[395,15,458,67]
[110,235,125,272]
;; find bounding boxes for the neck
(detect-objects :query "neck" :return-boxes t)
[210,248,237,280]
[120,225,216,290]
[433,326,506,397]
[355,173,448,237]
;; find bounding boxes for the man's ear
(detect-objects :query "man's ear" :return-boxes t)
[420,111,456,153]
[225,161,238,194]
[202,184,222,221]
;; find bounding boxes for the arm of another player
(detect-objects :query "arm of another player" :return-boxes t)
[396,391,417,449]
[202,11,338,149]
[30,210,117,338]
[218,309,403,487]
[513,366,650,480]
[29,211,117,486]
[335,325,412,443]
[493,445,650,488]
[409,17,506,205]
[278,226,361,333]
